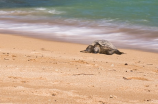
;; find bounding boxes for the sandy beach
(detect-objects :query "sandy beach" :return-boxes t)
[0,33,158,104]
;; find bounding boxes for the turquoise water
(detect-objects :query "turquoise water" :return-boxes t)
[0,0,158,52]
[1,0,158,26]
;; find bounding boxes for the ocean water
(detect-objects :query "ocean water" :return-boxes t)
[0,0,158,52]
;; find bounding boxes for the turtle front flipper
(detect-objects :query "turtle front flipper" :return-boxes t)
[80,50,88,53]
[80,45,94,53]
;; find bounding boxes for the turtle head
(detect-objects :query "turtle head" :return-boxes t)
[94,44,101,53]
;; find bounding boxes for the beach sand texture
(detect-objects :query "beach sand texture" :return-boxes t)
[0,34,158,104]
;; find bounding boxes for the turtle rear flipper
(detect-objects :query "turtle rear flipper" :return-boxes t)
[115,50,125,55]
[106,50,116,55]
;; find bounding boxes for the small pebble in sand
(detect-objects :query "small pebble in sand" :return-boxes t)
[110,95,113,98]
[125,63,128,65]
[147,64,153,65]
[111,64,114,67]
[144,99,151,102]
[99,101,106,104]
[52,93,56,96]
[145,85,149,87]
[4,58,9,60]
[133,69,137,71]
[12,55,16,57]
[144,89,150,92]
[123,77,130,80]
[109,95,117,99]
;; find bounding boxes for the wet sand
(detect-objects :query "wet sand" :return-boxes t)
[0,33,158,104]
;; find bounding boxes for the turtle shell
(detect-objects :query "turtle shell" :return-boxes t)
[91,40,117,50]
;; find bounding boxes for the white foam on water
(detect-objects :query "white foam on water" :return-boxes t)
[0,20,100,37]
[35,7,47,11]
[47,10,65,14]
[0,8,64,16]
[34,7,65,14]
[0,10,30,15]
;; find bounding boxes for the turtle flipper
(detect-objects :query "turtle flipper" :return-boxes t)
[80,45,94,53]
[115,50,124,55]
[107,49,124,55]
[80,50,88,53]
[106,50,116,55]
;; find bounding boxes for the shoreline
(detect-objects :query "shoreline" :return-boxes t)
[0,18,158,53]
[1,33,158,54]
[0,33,158,104]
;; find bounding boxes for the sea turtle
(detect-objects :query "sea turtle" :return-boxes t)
[80,40,124,55]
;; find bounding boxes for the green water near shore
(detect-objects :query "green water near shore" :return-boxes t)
[0,0,158,27]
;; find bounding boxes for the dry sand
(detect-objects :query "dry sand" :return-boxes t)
[0,34,158,104]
